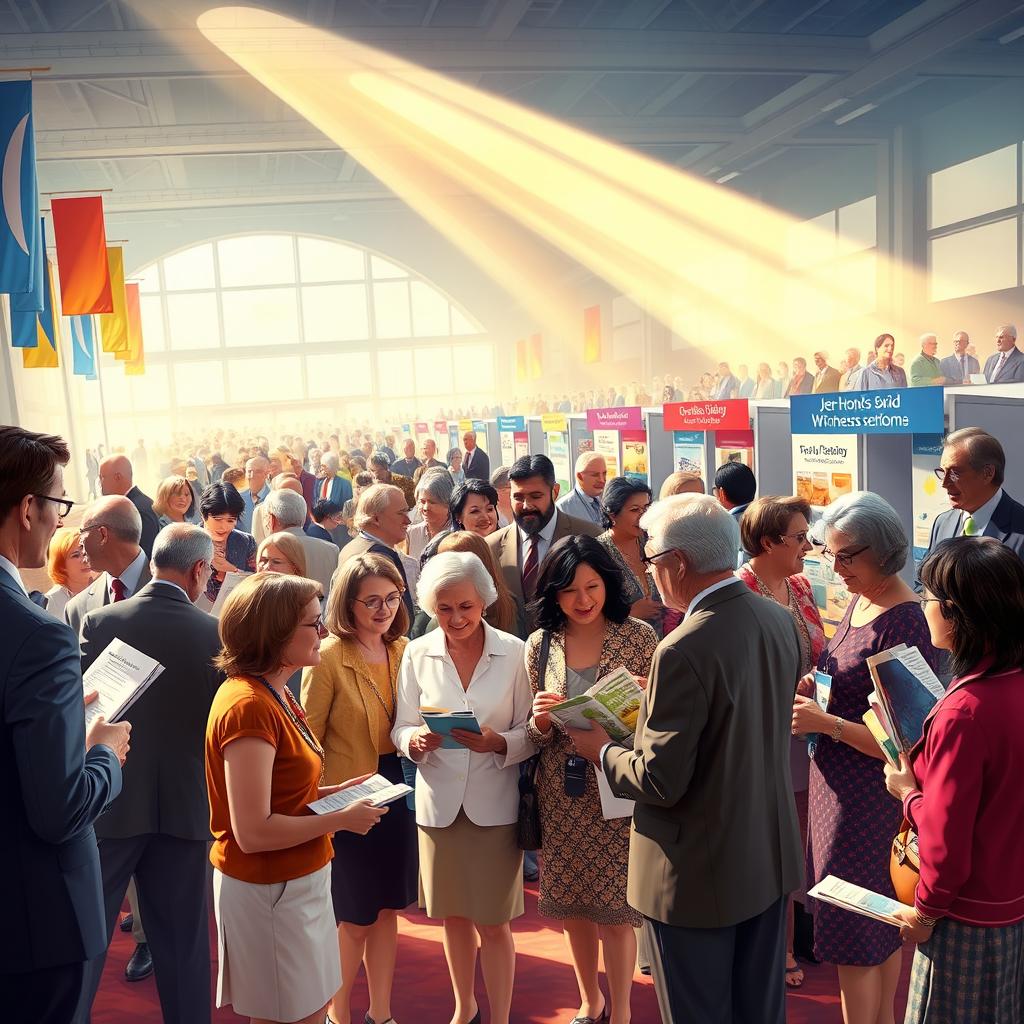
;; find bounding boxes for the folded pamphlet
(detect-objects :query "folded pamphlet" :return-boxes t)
[808,875,912,928]
[420,708,482,749]
[211,571,251,617]
[867,645,945,752]
[546,666,643,743]
[83,638,164,728]
[862,708,900,767]
[308,773,413,814]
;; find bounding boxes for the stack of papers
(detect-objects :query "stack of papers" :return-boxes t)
[308,773,413,814]
[547,666,644,742]
[866,644,945,756]
[808,875,912,927]
[420,708,482,749]
[83,639,164,728]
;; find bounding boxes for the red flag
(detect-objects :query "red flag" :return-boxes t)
[51,196,113,314]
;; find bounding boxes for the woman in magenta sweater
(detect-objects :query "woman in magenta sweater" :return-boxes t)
[885,537,1024,1023]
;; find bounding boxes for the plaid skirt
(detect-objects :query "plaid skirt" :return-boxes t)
[905,917,1024,1023]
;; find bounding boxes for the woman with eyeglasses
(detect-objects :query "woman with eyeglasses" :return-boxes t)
[301,554,416,1024]
[738,496,826,990]
[206,572,387,1024]
[791,491,940,1024]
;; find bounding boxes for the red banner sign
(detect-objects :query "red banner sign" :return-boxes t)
[663,399,749,432]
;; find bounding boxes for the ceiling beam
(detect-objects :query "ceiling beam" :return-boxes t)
[484,0,534,40]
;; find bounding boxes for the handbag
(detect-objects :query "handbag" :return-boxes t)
[890,816,920,905]
[516,631,550,852]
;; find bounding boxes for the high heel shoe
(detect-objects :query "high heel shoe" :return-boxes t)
[569,1003,607,1024]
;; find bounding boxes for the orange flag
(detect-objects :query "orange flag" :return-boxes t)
[50,196,113,314]
[583,305,601,363]
[100,247,129,353]
[123,282,145,375]
[529,333,542,379]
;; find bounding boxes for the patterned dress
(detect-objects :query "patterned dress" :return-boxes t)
[806,600,941,965]
[525,617,658,926]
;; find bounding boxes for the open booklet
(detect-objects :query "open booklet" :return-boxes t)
[211,571,252,617]
[808,875,913,928]
[866,644,945,754]
[83,638,165,728]
[307,773,413,815]
[546,666,643,743]
[420,708,482,750]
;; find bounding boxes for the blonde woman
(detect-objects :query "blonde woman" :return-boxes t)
[44,526,97,620]
[153,474,197,526]
[257,532,307,578]
[302,555,416,1024]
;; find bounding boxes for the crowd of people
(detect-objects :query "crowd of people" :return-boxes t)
[3,411,1024,1024]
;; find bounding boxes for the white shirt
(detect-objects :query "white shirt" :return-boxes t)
[391,621,536,828]
[0,553,28,596]
[960,487,1004,536]
[108,548,149,602]
[685,576,744,620]
[516,509,559,572]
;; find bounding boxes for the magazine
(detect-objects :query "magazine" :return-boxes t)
[420,709,482,750]
[546,666,643,743]
[83,639,164,728]
[808,875,912,928]
[308,773,413,814]
[867,645,945,752]
[862,707,900,767]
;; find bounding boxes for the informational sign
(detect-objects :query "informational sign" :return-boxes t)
[414,422,431,451]
[911,434,950,562]
[790,387,944,436]
[547,430,572,493]
[498,417,529,468]
[514,432,529,460]
[458,418,473,434]
[448,423,460,453]
[713,429,754,470]
[664,399,749,432]
[577,436,594,456]
[542,413,568,433]
[621,430,648,484]
[587,407,643,431]
[671,430,705,477]
[593,429,620,478]
[500,430,514,468]
[433,419,449,453]
[497,415,526,434]
[472,419,488,454]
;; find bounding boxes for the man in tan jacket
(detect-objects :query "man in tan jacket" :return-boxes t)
[569,494,803,1024]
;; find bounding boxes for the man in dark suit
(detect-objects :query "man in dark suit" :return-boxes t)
[984,324,1024,383]
[421,438,446,470]
[714,461,757,565]
[486,454,601,640]
[462,429,491,482]
[812,351,842,393]
[306,498,343,545]
[0,427,130,1024]
[66,496,152,637]
[75,524,223,1024]
[98,454,160,557]
[568,494,803,1024]
[782,357,814,397]
[939,330,981,385]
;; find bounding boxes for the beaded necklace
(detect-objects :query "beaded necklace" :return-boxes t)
[255,675,325,782]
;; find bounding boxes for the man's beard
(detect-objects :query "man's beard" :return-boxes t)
[515,502,555,535]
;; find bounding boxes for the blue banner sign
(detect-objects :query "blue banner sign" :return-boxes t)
[790,387,944,435]
[497,415,526,432]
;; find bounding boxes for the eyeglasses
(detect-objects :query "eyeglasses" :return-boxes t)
[33,494,75,518]
[933,467,964,484]
[301,615,326,633]
[641,548,677,567]
[779,531,809,545]
[353,592,403,612]
[820,544,869,568]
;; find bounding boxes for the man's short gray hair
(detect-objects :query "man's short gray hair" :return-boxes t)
[416,550,498,617]
[354,483,403,532]
[919,333,937,347]
[490,466,510,489]
[264,488,306,529]
[321,452,339,472]
[639,494,738,574]
[152,523,214,573]
[998,323,1018,340]
[574,451,605,475]
[818,491,908,576]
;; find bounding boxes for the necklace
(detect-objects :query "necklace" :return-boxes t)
[749,568,813,673]
[356,642,396,725]
[255,676,326,781]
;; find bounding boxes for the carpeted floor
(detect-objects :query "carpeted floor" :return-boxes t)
[91,882,911,1023]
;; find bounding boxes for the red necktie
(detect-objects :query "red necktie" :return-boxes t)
[320,478,329,500]
[111,578,127,602]
[521,536,539,601]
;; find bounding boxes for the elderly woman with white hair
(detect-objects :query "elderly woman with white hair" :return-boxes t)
[405,467,455,562]
[392,551,535,1024]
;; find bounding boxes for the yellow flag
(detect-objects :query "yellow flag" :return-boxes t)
[22,262,60,368]
[100,247,129,353]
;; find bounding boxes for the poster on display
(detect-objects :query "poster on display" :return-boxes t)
[587,407,643,431]
[500,430,514,467]
[714,429,754,469]
[547,431,572,493]
[593,429,620,478]
[672,431,705,476]
[664,399,748,432]
[577,436,594,455]
[497,416,527,468]
[621,430,649,484]
[911,434,950,562]
[414,422,431,452]
[472,420,488,454]
[448,423,460,453]
[514,432,529,460]
[541,413,568,434]
[792,434,861,635]
[433,419,449,453]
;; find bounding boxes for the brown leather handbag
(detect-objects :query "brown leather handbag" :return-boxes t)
[890,817,920,905]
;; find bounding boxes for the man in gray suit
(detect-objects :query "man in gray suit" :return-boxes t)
[939,330,981,385]
[984,323,1024,383]
[66,497,151,636]
[569,494,803,1024]
[98,455,160,557]
[74,525,223,1024]
[263,488,338,596]
[555,452,607,527]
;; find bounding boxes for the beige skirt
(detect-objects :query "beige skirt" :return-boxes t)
[419,808,524,926]
[213,864,340,1021]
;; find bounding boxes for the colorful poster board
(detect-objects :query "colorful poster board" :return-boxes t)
[621,430,648,484]
[593,429,620,478]
[433,419,449,453]
[587,407,643,431]
[472,419,488,454]
[790,387,943,435]
[714,429,754,470]
[664,399,749,431]
[547,430,572,493]
[672,431,705,477]
[911,434,950,563]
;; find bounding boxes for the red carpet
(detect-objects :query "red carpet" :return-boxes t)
[92,883,911,1022]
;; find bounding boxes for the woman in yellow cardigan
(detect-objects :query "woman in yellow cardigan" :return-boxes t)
[302,553,417,1024]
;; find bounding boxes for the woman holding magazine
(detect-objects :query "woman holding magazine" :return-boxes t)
[791,492,941,1024]
[884,538,1024,1023]
[527,535,658,1024]
[301,554,416,1024]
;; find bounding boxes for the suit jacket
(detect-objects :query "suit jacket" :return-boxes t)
[337,535,414,626]
[737,378,755,399]
[463,447,491,482]
[390,458,422,478]
[984,347,1024,384]
[714,375,739,399]
[812,366,841,393]
[783,373,813,398]
[127,485,161,557]
[603,581,804,928]
[283,525,338,597]
[64,561,153,637]
[939,353,981,384]
[0,570,122,972]
[304,522,338,546]
[315,474,353,509]
[79,582,224,841]
[924,492,1024,565]
[556,487,604,526]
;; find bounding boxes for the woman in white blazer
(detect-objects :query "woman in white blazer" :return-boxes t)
[392,551,535,1024]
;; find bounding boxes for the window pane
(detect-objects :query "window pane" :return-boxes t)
[227,356,303,403]
[125,364,169,411]
[174,361,223,406]
[218,235,295,287]
[929,146,1018,229]
[371,255,407,279]
[450,305,481,335]
[786,211,835,269]
[929,218,1018,302]
[166,292,219,351]
[306,352,373,398]
[162,243,215,291]
[414,346,453,394]
[837,197,876,255]
[136,262,161,294]
[612,294,641,326]
[222,288,299,347]
[452,343,495,390]
[373,281,411,339]
[411,281,450,336]
[377,349,413,396]
[139,294,166,352]
[301,284,369,342]
[298,237,365,282]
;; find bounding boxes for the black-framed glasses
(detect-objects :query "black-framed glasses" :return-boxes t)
[641,548,677,567]
[821,544,869,568]
[353,592,403,612]
[932,467,963,484]
[33,494,75,518]
[301,615,326,634]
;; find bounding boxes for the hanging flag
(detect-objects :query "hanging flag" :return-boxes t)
[0,81,41,305]
[70,314,96,377]
[22,259,59,367]
[10,218,49,347]
[10,215,43,317]
[583,305,601,363]
[123,282,145,375]
[51,196,113,314]
[515,338,527,382]
[100,246,129,353]
[529,333,542,379]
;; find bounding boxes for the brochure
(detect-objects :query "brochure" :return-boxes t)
[808,875,912,928]
[211,571,251,617]
[862,707,900,767]
[420,708,482,749]
[547,666,644,743]
[83,638,164,728]
[308,773,413,814]
[594,766,634,820]
[867,645,945,752]
[807,669,833,758]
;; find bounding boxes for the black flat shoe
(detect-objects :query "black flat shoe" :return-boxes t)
[119,913,134,933]
[569,1005,607,1024]
[365,1015,396,1024]
[124,941,153,982]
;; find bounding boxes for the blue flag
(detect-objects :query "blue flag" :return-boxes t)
[0,81,41,304]
[70,314,96,377]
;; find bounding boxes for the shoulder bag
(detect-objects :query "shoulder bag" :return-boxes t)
[516,631,550,852]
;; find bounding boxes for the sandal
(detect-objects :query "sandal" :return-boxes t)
[785,960,805,988]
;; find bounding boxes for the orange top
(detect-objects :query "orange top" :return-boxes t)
[205,676,332,884]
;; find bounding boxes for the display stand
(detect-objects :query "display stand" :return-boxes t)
[483,419,501,462]
[567,414,593,461]
[541,413,572,492]
[752,400,793,498]
[527,416,545,456]
[643,409,676,494]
